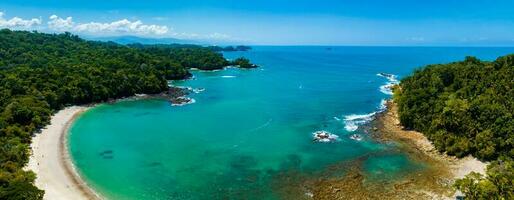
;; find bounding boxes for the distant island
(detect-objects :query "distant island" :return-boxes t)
[0,29,258,199]
[207,45,252,52]
[88,35,202,45]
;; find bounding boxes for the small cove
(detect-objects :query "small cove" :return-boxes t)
[68,46,514,199]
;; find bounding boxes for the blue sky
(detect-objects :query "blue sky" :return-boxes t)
[1,0,513,45]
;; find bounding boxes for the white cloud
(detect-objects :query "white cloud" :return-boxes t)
[75,19,169,35]
[48,15,73,31]
[48,15,169,36]
[2,11,235,41]
[0,12,41,28]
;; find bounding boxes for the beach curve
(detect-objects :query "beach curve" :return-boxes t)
[26,106,101,200]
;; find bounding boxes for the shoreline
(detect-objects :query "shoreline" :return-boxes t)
[373,100,487,199]
[26,106,102,200]
[24,98,487,200]
[24,89,198,200]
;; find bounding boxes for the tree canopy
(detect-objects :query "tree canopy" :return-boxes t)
[394,54,514,199]
[230,57,258,68]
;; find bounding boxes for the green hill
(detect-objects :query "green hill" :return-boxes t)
[395,55,514,199]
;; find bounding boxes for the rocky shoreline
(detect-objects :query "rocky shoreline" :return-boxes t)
[274,100,486,200]
[368,100,486,199]
[104,86,199,106]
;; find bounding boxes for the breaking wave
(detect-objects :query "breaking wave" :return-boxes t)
[343,112,377,132]
[342,99,388,132]
[377,73,399,95]
[172,86,205,94]
[378,99,387,111]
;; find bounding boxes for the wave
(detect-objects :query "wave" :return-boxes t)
[172,86,205,94]
[221,75,236,78]
[333,74,396,133]
[378,99,387,111]
[349,134,363,141]
[192,88,205,94]
[342,100,387,132]
[377,73,399,95]
[343,112,377,132]
[379,83,395,95]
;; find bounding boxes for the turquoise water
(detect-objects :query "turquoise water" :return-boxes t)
[69,46,514,199]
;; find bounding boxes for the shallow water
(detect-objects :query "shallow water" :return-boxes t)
[69,46,514,199]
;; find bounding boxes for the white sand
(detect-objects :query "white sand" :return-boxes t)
[25,106,101,200]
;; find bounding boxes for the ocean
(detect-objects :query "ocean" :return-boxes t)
[68,46,514,199]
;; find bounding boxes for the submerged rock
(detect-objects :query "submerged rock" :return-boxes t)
[312,131,339,142]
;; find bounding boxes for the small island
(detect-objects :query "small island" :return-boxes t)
[230,57,259,68]
[208,45,252,52]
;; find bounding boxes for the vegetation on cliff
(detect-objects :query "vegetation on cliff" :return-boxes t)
[395,54,514,199]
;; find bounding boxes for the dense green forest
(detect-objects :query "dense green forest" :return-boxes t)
[231,57,259,68]
[394,55,514,199]
[129,44,256,70]
[0,29,255,199]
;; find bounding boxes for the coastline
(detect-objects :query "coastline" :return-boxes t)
[26,106,101,200]
[23,98,487,200]
[24,88,198,200]
[373,100,487,199]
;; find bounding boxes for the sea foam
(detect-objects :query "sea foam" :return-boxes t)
[173,86,205,94]
[343,112,377,132]
[342,100,387,132]
[377,73,399,95]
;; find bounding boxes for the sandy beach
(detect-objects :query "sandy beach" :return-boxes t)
[26,106,101,200]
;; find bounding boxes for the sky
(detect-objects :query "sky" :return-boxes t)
[1,0,513,46]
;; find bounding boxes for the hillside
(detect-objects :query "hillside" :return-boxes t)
[394,55,514,199]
